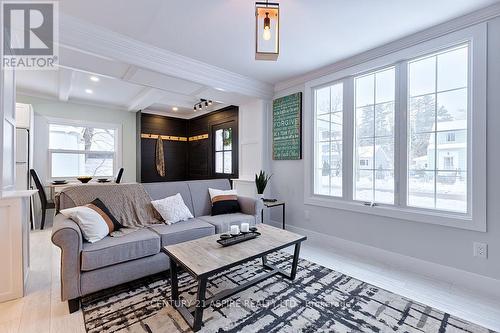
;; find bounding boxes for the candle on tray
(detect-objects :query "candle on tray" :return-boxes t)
[230,225,240,235]
[241,223,250,233]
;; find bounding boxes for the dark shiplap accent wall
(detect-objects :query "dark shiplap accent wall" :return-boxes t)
[138,106,239,182]
[139,113,188,182]
[188,106,239,180]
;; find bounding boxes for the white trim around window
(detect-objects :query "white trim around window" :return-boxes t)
[304,23,487,232]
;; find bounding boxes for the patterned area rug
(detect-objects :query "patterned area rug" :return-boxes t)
[81,252,494,333]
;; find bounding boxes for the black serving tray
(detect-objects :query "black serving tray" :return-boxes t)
[217,231,261,247]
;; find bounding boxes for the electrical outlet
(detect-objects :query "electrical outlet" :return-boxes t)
[473,242,488,259]
[304,210,310,220]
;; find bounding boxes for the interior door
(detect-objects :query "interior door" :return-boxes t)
[212,121,238,179]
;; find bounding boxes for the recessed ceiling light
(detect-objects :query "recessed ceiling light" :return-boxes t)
[90,76,100,82]
[85,89,93,94]
[172,107,178,111]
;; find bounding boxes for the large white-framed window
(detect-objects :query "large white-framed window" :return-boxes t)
[354,67,396,204]
[48,118,122,179]
[314,82,343,197]
[304,23,486,231]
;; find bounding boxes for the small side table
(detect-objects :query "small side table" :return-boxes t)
[261,201,285,229]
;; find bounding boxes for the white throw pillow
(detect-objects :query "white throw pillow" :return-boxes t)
[151,193,194,225]
[208,188,238,201]
[60,206,110,243]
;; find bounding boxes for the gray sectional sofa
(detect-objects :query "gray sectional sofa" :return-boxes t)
[51,179,262,312]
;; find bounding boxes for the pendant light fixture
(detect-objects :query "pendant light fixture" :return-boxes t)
[255,1,279,61]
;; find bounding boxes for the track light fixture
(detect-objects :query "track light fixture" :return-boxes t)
[193,99,213,112]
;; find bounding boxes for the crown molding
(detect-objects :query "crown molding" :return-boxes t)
[59,14,273,100]
[275,2,500,92]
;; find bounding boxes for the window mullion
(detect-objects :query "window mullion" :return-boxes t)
[396,61,408,208]
[343,76,354,201]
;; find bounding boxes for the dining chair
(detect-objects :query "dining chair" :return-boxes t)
[30,169,55,230]
[115,167,124,184]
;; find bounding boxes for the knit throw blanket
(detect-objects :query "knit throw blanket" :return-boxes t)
[59,183,162,236]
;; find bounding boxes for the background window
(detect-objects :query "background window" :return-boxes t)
[407,45,468,212]
[214,127,233,174]
[354,67,395,204]
[314,82,343,197]
[49,123,117,178]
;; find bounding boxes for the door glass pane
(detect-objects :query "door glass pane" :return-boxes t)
[215,129,223,151]
[223,128,232,149]
[215,152,223,173]
[223,152,232,174]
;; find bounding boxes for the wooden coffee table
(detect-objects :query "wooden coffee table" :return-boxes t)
[161,224,307,331]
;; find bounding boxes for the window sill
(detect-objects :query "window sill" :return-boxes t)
[304,195,486,232]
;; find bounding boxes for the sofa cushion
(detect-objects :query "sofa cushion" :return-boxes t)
[143,182,194,215]
[198,213,256,233]
[148,218,215,246]
[81,228,160,271]
[187,179,231,217]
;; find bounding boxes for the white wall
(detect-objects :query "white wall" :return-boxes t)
[16,95,137,183]
[234,99,271,196]
[270,17,500,282]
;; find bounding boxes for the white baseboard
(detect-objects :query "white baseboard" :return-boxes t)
[269,220,500,300]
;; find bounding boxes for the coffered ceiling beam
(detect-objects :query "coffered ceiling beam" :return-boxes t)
[58,67,75,102]
[127,87,166,111]
[59,14,273,100]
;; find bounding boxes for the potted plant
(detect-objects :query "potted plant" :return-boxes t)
[255,170,272,199]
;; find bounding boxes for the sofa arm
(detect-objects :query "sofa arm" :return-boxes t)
[51,213,83,301]
[238,196,264,223]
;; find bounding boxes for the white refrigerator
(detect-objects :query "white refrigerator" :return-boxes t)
[15,128,30,190]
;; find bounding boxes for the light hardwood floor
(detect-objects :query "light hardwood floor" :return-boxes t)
[0,229,85,333]
[1,228,499,333]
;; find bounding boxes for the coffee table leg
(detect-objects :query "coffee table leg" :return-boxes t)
[193,277,207,331]
[290,242,301,280]
[170,258,179,302]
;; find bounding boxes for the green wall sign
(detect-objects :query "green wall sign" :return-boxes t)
[273,92,302,160]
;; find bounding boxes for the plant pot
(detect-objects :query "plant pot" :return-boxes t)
[256,193,264,200]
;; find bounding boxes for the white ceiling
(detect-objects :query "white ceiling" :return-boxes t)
[16,0,499,114]
[58,0,499,84]
[16,63,228,117]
